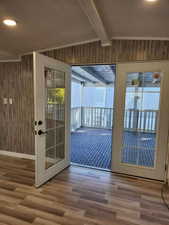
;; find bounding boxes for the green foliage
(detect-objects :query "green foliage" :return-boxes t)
[48,88,65,104]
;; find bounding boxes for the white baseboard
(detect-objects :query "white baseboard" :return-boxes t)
[0,150,35,160]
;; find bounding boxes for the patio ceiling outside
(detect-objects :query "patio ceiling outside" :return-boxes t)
[72,65,116,86]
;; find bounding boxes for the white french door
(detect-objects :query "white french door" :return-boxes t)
[33,52,71,187]
[112,61,169,180]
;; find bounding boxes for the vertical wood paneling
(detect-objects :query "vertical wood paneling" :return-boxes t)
[0,39,169,156]
[0,55,34,155]
[44,40,169,64]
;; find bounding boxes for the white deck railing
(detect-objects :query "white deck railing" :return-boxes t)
[71,107,158,133]
[71,107,82,131]
[47,104,158,133]
[81,107,113,129]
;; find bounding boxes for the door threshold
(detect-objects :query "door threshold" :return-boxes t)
[71,163,163,183]
[112,171,164,183]
[71,162,111,172]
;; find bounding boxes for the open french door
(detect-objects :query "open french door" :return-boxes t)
[33,52,71,187]
[112,61,169,181]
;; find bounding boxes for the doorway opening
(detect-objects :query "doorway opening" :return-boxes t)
[70,65,116,170]
[70,64,164,175]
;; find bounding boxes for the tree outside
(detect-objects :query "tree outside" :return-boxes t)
[48,88,65,104]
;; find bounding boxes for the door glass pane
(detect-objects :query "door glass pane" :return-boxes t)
[45,67,65,169]
[121,72,161,168]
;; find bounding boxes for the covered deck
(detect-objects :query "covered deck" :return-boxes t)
[70,66,158,170]
[71,107,156,169]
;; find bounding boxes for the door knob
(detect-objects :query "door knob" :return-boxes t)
[38,130,47,135]
[38,120,43,125]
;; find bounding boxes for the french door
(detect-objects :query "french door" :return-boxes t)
[33,52,71,187]
[112,61,169,180]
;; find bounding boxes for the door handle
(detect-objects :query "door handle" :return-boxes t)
[38,120,43,125]
[38,130,48,135]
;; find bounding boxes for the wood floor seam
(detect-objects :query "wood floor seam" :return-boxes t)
[0,155,168,225]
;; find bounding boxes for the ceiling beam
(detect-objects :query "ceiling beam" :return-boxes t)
[81,67,109,84]
[77,0,111,47]
[72,76,84,84]
[72,70,96,84]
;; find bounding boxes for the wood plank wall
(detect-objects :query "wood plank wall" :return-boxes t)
[0,39,169,156]
[0,55,34,155]
[43,40,169,64]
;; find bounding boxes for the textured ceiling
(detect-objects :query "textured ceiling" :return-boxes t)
[0,0,169,60]
[0,0,97,60]
[96,0,169,38]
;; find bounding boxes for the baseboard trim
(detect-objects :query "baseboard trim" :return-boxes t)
[0,150,35,160]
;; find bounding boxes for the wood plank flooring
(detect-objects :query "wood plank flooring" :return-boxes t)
[0,155,169,225]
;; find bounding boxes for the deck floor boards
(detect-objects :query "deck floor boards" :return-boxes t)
[71,128,155,169]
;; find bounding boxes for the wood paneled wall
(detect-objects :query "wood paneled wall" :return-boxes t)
[0,39,169,156]
[0,55,34,155]
[43,40,169,64]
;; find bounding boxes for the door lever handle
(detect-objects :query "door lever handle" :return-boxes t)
[38,130,48,135]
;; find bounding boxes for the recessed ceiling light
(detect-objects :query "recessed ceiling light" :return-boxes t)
[145,0,158,2]
[3,19,16,26]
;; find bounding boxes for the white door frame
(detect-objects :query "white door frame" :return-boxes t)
[112,61,169,181]
[33,52,71,187]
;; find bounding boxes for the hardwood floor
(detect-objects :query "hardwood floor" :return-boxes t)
[0,155,168,225]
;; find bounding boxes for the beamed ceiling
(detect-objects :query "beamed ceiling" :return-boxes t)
[72,65,116,86]
[0,0,169,60]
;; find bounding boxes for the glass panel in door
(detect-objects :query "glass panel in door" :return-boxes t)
[121,72,161,168]
[45,67,65,169]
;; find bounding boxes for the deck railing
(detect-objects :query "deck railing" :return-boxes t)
[71,107,82,131]
[124,108,158,133]
[47,104,158,133]
[81,107,113,129]
[71,107,158,133]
